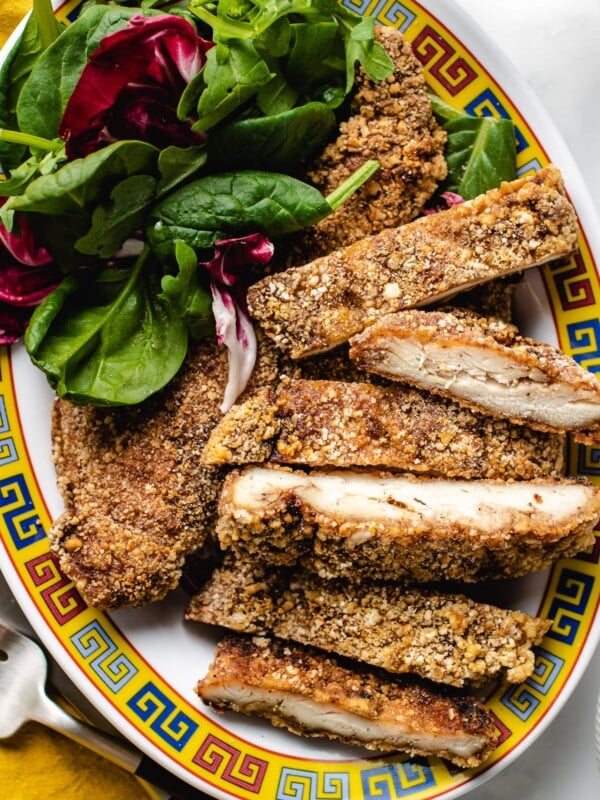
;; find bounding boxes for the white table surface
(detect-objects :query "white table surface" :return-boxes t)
[454,2,600,797]
[1,2,599,798]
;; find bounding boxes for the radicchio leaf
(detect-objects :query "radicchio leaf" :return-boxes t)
[0,199,59,343]
[202,233,274,411]
[422,191,465,216]
[59,14,213,159]
[0,304,31,345]
[0,199,53,266]
[211,284,257,414]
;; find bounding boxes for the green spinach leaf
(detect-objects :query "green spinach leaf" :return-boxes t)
[25,251,188,405]
[146,170,332,258]
[429,95,516,199]
[75,174,158,257]
[207,102,336,171]
[443,115,516,198]
[160,240,214,339]
[4,140,158,217]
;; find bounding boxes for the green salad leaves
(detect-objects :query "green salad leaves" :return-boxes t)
[0,0,516,409]
[429,94,516,199]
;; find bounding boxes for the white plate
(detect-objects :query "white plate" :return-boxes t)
[1,1,600,798]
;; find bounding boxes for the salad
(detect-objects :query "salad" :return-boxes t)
[0,0,515,410]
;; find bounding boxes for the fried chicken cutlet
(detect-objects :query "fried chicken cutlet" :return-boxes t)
[187,559,550,687]
[214,467,599,582]
[197,634,499,767]
[248,166,579,358]
[49,337,285,609]
[202,378,565,479]
[349,307,600,443]
[283,26,447,263]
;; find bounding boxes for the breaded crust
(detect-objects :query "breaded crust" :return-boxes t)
[214,467,599,582]
[349,307,600,441]
[286,26,447,261]
[202,378,566,479]
[49,337,286,609]
[247,166,579,357]
[197,634,499,767]
[186,560,550,687]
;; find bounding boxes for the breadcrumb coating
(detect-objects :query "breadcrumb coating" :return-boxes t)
[349,307,600,440]
[186,560,550,687]
[248,166,579,358]
[280,26,447,263]
[50,337,286,609]
[214,467,598,582]
[202,378,565,479]
[197,634,499,767]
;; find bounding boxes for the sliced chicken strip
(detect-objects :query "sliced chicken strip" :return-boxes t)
[214,467,599,582]
[349,307,600,444]
[201,378,565,479]
[247,166,578,358]
[186,559,550,687]
[197,634,499,767]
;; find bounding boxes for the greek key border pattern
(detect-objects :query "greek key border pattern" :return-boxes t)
[71,620,138,693]
[1,1,599,797]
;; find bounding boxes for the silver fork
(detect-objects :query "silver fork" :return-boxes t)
[0,622,211,800]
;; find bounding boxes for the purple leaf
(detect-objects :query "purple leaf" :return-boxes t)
[211,283,257,413]
[0,262,59,306]
[0,303,31,345]
[0,199,53,266]
[0,201,60,342]
[59,14,213,159]
[200,233,273,410]
[422,191,465,216]
[204,233,274,286]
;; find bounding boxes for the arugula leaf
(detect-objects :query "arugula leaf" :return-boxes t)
[156,144,208,197]
[160,240,214,339]
[188,0,393,132]
[429,95,517,199]
[0,148,67,197]
[193,40,274,131]
[337,12,394,92]
[16,6,149,141]
[25,251,188,405]
[146,170,332,258]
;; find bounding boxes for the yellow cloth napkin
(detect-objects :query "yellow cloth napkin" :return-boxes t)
[0,0,30,48]
[0,4,156,796]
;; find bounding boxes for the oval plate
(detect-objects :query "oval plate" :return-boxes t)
[1,1,599,798]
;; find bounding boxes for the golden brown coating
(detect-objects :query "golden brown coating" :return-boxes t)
[197,634,499,767]
[202,378,566,479]
[214,467,599,581]
[50,337,286,610]
[247,166,579,358]
[448,274,522,323]
[283,26,447,263]
[186,560,550,687]
[349,307,600,442]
